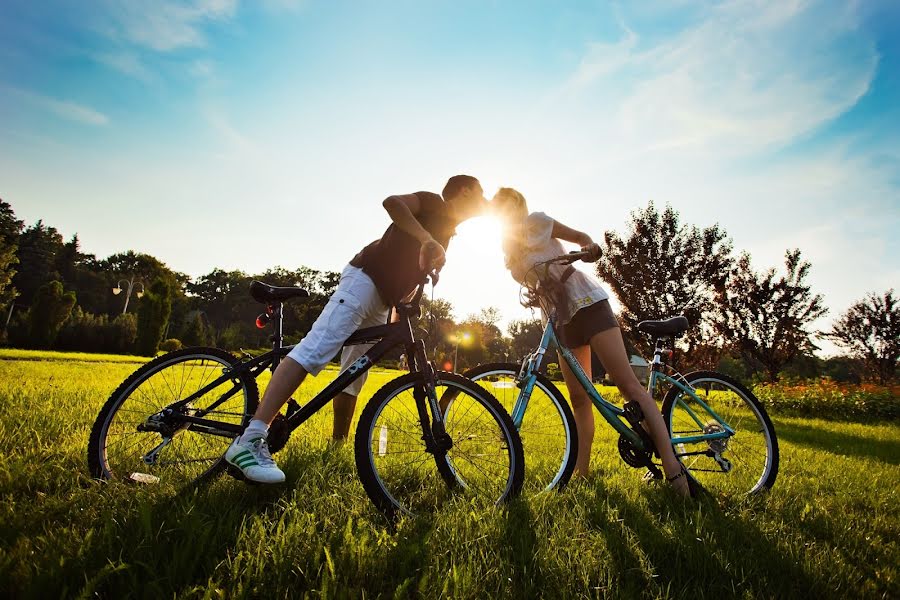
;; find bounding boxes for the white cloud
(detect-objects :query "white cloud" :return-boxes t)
[3,87,109,126]
[103,0,239,52]
[562,0,878,158]
[93,52,155,82]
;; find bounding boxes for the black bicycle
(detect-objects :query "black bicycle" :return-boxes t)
[88,274,524,519]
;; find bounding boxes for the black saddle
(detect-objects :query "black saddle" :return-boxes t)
[636,316,690,337]
[249,280,310,303]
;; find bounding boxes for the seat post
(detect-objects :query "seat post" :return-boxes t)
[270,302,284,370]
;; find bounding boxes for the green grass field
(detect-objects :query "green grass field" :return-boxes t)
[0,351,897,599]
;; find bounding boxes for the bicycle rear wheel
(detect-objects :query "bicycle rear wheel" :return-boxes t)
[354,371,524,520]
[662,371,778,496]
[88,347,258,489]
[466,363,577,493]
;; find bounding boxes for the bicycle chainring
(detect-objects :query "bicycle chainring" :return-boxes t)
[618,435,653,469]
[265,414,291,453]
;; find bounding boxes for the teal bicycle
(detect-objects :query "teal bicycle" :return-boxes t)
[466,250,779,496]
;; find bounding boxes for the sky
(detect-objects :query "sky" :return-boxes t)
[1,0,898,356]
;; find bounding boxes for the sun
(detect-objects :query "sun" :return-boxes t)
[435,214,533,329]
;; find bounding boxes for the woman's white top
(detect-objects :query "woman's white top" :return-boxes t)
[503,212,609,324]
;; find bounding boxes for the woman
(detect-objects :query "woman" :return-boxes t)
[492,187,690,496]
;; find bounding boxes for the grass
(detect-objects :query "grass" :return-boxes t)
[0,352,897,599]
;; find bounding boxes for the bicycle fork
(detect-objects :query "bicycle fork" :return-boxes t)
[409,340,453,455]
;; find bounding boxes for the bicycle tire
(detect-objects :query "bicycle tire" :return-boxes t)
[661,370,779,496]
[465,362,578,493]
[88,346,259,488]
[354,371,524,520]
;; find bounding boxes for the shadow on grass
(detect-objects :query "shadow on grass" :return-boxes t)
[777,421,900,465]
[501,497,539,597]
[582,479,822,599]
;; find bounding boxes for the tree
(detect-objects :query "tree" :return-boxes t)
[12,220,65,306]
[596,201,733,365]
[135,279,173,356]
[714,249,827,382]
[825,290,899,384]
[27,280,76,348]
[0,198,24,314]
[181,311,211,347]
[420,297,457,365]
[507,318,544,362]
[456,307,506,369]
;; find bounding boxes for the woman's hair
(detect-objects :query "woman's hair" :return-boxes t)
[494,187,530,275]
[493,187,529,219]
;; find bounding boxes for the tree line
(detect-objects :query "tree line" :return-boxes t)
[0,198,895,384]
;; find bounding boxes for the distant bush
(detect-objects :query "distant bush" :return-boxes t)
[28,281,76,349]
[56,309,137,354]
[546,362,562,381]
[159,338,183,352]
[754,378,899,421]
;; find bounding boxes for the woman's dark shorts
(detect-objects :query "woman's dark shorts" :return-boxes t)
[560,299,618,348]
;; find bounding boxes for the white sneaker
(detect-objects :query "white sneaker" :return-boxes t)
[224,436,285,483]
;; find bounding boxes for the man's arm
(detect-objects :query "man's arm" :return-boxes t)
[383,194,446,270]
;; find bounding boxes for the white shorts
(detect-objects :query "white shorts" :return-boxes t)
[287,265,390,396]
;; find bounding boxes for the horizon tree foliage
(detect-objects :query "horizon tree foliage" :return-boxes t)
[715,249,828,382]
[0,199,24,318]
[825,289,899,384]
[12,220,65,308]
[507,318,544,363]
[27,280,76,349]
[596,200,733,365]
[136,279,173,356]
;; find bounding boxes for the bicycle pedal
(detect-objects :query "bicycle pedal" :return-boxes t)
[225,463,247,481]
[642,468,663,482]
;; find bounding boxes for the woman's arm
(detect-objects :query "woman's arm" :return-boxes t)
[551,219,593,246]
[551,219,602,260]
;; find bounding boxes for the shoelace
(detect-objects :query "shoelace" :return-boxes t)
[250,438,277,467]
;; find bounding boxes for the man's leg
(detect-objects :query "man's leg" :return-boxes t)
[254,357,308,425]
[225,265,372,482]
[331,304,389,441]
[332,391,357,440]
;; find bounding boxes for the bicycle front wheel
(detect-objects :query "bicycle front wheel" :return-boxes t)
[88,347,258,489]
[662,371,778,496]
[466,363,578,493]
[354,371,524,520]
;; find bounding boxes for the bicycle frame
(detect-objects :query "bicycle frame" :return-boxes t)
[510,317,733,452]
[153,291,449,449]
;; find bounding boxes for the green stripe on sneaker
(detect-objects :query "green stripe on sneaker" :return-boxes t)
[232,449,253,461]
[236,457,258,468]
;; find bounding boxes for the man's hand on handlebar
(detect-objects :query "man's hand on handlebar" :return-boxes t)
[419,238,446,271]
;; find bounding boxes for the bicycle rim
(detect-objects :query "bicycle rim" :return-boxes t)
[95,348,256,488]
[358,372,521,517]
[467,364,575,493]
[665,373,777,495]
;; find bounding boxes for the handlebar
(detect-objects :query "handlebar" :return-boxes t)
[547,249,596,265]
[402,270,440,315]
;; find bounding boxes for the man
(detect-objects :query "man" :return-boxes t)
[225,175,488,482]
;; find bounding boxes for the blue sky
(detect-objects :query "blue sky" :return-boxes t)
[1,0,898,354]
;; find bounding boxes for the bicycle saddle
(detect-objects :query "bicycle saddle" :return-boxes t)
[249,280,310,303]
[636,316,690,336]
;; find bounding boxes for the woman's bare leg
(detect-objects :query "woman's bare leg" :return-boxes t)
[558,345,594,478]
[588,328,690,496]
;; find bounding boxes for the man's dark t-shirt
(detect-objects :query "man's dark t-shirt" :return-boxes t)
[350,192,456,305]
